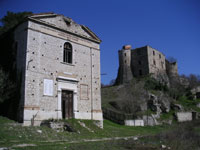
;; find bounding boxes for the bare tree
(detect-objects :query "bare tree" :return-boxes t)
[167,56,177,63]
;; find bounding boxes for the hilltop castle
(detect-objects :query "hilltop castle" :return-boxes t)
[115,45,178,85]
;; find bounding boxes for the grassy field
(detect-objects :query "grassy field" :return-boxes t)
[0,116,169,149]
[0,116,200,150]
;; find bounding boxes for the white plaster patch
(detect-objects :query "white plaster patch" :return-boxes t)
[124,120,144,126]
[43,79,53,96]
[176,112,192,122]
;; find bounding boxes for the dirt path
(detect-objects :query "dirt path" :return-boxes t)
[8,135,140,148]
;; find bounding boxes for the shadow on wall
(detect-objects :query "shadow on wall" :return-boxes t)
[0,31,22,122]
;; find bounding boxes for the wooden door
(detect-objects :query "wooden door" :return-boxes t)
[62,90,73,119]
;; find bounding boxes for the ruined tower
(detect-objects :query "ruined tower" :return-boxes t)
[166,60,179,86]
[166,60,178,77]
[115,45,133,84]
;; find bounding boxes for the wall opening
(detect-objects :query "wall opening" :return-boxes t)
[63,42,72,64]
[61,90,73,119]
[139,69,143,76]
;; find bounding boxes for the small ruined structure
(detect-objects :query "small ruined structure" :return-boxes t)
[116,45,178,84]
[175,112,196,122]
[0,13,103,126]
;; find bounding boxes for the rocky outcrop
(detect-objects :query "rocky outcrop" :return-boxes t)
[41,120,76,132]
[143,115,159,126]
[148,92,172,115]
[171,103,184,111]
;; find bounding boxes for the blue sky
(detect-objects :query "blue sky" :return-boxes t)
[0,0,200,84]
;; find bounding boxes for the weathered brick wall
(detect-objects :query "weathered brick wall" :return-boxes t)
[147,46,166,75]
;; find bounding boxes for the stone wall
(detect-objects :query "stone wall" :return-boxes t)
[131,46,149,77]
[147,46,166,76]
[176,112,192,122]
[166,60,178,77]
[124,120,144,126]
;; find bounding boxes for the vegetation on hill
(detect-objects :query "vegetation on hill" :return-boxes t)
[0,68,16,104]
[102,75,200,125]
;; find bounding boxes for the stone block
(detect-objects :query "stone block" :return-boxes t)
[176,112,192,122]
[124,119,144,126]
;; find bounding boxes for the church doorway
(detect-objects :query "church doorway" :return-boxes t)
[61,90,73,119]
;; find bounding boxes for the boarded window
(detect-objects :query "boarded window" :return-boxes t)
[139,69,143,76]
[63,42,72,63]
[80,84,88,100]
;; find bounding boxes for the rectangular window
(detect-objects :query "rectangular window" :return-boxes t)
[153,51,155,56]
[159,54,161,59]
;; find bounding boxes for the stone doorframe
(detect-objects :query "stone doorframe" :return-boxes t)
[56,76,78,119]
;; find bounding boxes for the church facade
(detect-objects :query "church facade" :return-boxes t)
[11,13,103,126]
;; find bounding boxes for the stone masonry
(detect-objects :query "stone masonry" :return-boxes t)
[116,45,178,84]
[12,13,103,126]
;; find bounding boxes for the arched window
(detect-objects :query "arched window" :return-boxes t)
[63,42,72,64]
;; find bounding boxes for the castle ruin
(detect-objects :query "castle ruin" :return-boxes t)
[116,45,178,85]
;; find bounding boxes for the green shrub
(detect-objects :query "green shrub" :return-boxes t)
[144,77,168,92]
[0,68,16,104]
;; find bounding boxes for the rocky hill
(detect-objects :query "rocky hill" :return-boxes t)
[101,76,200,125]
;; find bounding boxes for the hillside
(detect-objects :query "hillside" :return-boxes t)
[101,76,200,125]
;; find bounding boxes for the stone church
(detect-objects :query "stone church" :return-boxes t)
[1,13,103,126]
[116,45,178,85]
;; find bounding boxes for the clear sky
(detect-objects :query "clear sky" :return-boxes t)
[0,0,200,84]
